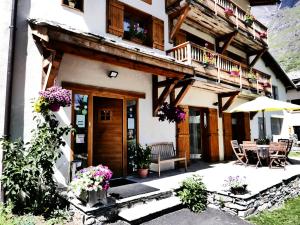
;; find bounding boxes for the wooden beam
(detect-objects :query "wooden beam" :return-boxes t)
[43,40,186,79]
[172,79,195,106]
[222,94,238,112]
[218,91,240,117]
[42,51,63,90]
[216,31,238,54]
[218,91,240,98]
[62,82,146,99]
[170,6,190,40]
[249,48,267,67]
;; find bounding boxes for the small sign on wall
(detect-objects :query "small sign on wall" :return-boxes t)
[76,134,85,144]
[76,115,85,128]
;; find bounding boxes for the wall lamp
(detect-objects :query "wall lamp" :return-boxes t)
[108,71,119,78]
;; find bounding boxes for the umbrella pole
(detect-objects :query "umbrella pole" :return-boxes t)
[262,110,265,138]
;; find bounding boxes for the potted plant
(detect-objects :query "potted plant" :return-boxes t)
[256,138,270,145]
[244,13,255,26]
[224,175,248,195]
[135,144,152,178]
[247,71,257,83]
[158,102,186,123]
[69,165,113,207]
[68,0,76,8]
[127,21,148,45]
[224,7,234,17]
[230,67,240,76]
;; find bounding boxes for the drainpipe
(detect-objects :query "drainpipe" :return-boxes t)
[4,0,18,137]
[1,0,18,202]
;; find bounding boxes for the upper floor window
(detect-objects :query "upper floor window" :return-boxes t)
[272,86,278,100]
[62,0,84,11]
[107,0,164,50]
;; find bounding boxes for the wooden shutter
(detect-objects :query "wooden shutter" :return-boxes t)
[152,17,164,50]
[243,112,251,141]
[222,112,233,160]
[208,108,219,162]
[176,106,190,166]
[107,0,124,37]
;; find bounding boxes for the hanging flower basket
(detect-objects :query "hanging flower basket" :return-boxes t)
[158,102,186,123]
[34,86,71,113]
[224,8,234,17]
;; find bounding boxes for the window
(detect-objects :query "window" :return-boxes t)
[73,94,88,167]
[100,110,111,121]
[62,0,84,11]
[271,118,283,135]
[272,86,278,100]
[107,0,164,50]
[291,99,300,105]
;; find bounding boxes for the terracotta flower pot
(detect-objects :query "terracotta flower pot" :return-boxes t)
[138,168,149,178]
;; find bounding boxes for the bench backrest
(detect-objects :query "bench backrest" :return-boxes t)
[150,142,176,160]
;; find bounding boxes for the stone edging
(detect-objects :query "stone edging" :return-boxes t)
[207,174,300,217]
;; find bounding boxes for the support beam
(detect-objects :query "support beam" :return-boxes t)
[170,6,190,40]
[216,31,238,54]
[249,48,267,67]
[218,91,240,117]
[172,79,195,106]
[153,76,179,116]
[42,51,63,90]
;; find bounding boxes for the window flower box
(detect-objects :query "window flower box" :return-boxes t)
[224,8,234,17]
[259,31,267,39]
[230,67,240,77]
[70,165,113,207]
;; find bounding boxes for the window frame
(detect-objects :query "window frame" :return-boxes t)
[62,0,84,12]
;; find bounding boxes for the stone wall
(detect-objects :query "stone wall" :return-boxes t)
[207,175,300,217]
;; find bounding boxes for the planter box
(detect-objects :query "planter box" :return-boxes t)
[77,189,107,208]
[130,37,144,45]
[230,70,240,77]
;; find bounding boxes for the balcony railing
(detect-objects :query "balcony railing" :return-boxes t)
[167,42,272,95]
[195,0,267,41]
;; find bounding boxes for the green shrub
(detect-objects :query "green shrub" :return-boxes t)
[0,108,72,217]
[176,175,207,213]
[0,203,36,225]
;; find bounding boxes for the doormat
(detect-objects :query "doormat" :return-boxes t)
[108,183,160,199]
[109,178,136,188]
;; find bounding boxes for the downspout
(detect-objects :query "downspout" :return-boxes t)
[1,0,18,202]
[4,0,18,137]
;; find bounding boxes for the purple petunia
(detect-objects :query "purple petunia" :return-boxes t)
[39,86,71,108]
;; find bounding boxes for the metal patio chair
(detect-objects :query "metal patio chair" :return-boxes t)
[231,140,248,166]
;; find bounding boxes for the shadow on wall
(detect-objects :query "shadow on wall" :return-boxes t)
[10,0,31,139]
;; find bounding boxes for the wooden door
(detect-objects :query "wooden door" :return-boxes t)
[223,112,233,160]
[208,108,219,162]
[93,97,123,177]
[176,106,190,166]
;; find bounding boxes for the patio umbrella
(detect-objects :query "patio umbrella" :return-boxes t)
[229,96,300,137]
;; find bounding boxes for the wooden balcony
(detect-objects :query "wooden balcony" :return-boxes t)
[167,42,272,95]
[167,0,268,52]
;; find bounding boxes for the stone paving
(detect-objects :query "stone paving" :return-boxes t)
[130,158,300,197]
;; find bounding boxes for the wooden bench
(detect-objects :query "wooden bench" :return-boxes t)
[150,142,187,177]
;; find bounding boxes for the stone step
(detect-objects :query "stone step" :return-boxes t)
[118,195,181,222]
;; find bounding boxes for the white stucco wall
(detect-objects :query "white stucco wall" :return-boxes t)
[0,0,12,136]
[30,0,173,51]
